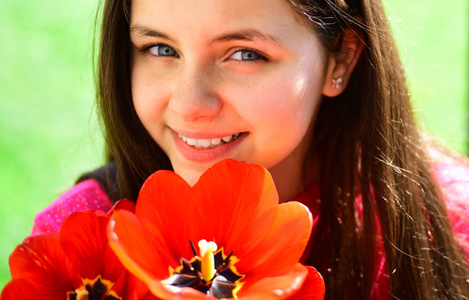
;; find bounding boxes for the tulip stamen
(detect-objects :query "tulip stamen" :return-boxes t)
[190,240,198,256]
[67,276,121,300]
[198,239,218,282]
[165,240,244,299]
[223,250,234,266]
[182,257,194,271]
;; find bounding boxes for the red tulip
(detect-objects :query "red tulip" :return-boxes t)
[108,159,325,299]
[1,209,146,300]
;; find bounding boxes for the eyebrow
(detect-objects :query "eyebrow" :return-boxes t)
[130,24,174,42]
[129,25,282,46]
[211,29,282,45]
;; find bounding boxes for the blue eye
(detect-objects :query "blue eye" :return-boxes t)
[149,44,179,57]
[229,49,264,61]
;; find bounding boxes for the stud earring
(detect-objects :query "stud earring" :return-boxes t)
[331,77,343,89]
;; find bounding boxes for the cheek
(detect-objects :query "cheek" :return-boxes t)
[240,67,324,131]
[131,63,168,129]
[233,64,324,164]
[130,63,174,151]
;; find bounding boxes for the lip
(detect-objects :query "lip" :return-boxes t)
[171,129,247,162]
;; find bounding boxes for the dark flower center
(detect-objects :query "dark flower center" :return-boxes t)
[67,276,121,300]
[164,240,244,299]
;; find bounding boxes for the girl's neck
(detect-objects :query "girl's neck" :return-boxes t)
[270,155,319,203]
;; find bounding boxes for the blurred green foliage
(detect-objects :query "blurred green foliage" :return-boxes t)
[384,0,468,152]
[0,0,467,288]
[0,0,103,287]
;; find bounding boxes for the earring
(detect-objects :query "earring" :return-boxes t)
[331,77,343,89]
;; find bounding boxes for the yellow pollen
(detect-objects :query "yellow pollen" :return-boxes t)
[75,289,90,300]
[198,239,217,282]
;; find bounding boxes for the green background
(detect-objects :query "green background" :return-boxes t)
[0,0,467,287]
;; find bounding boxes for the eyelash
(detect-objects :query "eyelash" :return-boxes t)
[139,44,268,62]
[229,48,268,63]
[140,43,179,57]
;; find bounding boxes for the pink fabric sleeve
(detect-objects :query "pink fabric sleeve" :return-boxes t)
[31,179,113,235]
[370,161,469,299]
[432,162,469,260]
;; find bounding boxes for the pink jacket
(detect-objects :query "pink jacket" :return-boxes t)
[31,179,112,234]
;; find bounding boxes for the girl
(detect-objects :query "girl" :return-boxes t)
[32,0,469,298]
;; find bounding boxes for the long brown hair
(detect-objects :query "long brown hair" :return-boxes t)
[95,0,172,201]
[289,0,469,298]
[93,0,469,298]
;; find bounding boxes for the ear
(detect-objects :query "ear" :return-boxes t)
[322,28,365,97]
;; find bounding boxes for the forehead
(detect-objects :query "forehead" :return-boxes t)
[130,0,312,42]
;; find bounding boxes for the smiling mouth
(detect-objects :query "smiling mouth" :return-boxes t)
[177,133,242,149]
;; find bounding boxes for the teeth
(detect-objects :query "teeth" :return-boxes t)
[178,133,241,149]
[177,133,188,142]
[186,138,197,146]
[221,135,233,143]
[211,138,221,145]
[197,139,211,148]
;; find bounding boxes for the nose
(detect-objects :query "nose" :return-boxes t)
[169,65,222,122]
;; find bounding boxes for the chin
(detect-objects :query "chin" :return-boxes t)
[173,165,208,187]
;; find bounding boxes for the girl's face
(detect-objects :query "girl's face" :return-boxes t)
[130,0,330,201]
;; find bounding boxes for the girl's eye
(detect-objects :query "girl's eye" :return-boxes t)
[148,44,179,57]
[229,49,264,61]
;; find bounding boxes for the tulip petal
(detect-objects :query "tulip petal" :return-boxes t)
[135,160,280,264]
[111,199,136,213]
[124,274,156,300]
[237,202,312,282]
[151,286,216,300]
[107,160,320,300]
[136,170,196,262]
[190,159,279,256]
[8,234,74,295]
[59,212,116,280]
[1,279,66,300]
[108,209,180,298]
[286,266,325,300]
[238,263,308,300]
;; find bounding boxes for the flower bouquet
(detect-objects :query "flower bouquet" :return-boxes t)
[1,159,325,299]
